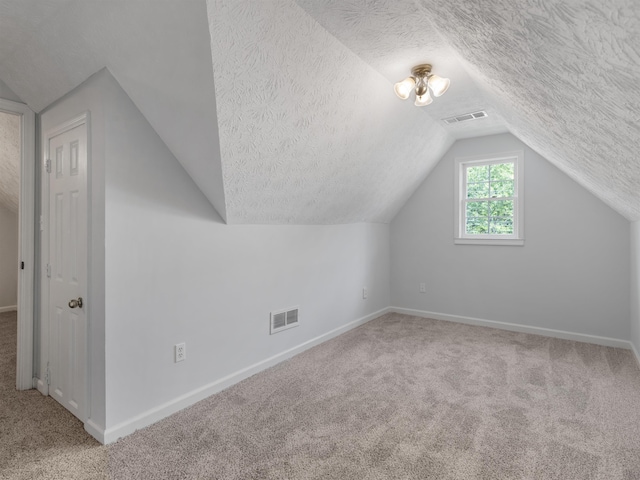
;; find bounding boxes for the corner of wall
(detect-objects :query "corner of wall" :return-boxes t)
[390,132,631,342]
[0,77,24,103]
[630,221,640,367]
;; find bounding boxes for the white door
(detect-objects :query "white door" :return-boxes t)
[45,116,88,421]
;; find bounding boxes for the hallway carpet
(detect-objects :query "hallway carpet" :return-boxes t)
[3,311,640,479]
[0,311,105,479]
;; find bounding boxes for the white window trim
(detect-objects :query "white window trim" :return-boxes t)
[454,150,524,246]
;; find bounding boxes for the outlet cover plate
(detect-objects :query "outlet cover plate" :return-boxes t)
[175,343,186,362]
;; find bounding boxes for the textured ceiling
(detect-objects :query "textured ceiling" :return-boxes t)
[208,0,452,223]
[0,111,20,213]
[294,0,640,220]
[0,0,639,223]
[414,0,640,221]
[294,0,509,140]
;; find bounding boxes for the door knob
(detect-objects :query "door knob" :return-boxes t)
[68,297,83,309]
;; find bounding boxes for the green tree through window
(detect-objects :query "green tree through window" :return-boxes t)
[454,151,524,245]
[465,162,514,235]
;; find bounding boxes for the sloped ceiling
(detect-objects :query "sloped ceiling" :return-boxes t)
[208,0,454,223]
[0,0,639,223]
[0,111,20,213]
[0,0,227,221]
[414,0,640,221]
[0,77,22,103]
[292,0,640,221]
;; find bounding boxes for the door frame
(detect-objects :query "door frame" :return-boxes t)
[0,98,36,391]
[37,112,90,419]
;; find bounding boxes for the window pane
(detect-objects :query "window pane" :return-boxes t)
[490,180,514,198]
[467,182,489,199]
[466,201,488,218]
[489,162,514,181]
[490,218,514,234]
[489,200,513,218]
[457,154,522,242]
[467,165,489,183]
[466,217,488,234]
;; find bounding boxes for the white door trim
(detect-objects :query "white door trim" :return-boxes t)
[38,112,91,407]
[0,98,36,391]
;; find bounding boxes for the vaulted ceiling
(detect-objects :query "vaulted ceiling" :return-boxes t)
[0,0,638,223]
[0,111,20,213]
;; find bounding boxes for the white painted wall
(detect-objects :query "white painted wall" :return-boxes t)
[102,74,390,431]
[41,69,391,441]
[0,203,18,308]
[40,70,108,435]
[631,221,640,360]
[391,133,630,341]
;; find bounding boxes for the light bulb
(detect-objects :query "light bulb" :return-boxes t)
[414,90,433,107]
[427,74,450,97]
[394,76,416,100]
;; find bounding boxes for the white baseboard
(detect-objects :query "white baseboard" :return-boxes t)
[99,307,390,445]
[84,419,106,444]
[631,342,640,369]
[390,307,633,350]
[0,305,17,313]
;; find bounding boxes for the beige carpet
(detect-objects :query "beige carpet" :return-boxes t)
[3,311,640,479]
[0,311,106,479]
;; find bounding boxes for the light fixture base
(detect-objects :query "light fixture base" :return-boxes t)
[411,64,432,78]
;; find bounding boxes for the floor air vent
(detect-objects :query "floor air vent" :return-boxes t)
[443,110,488,125]
[270,307,299,334]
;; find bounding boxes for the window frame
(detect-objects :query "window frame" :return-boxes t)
[454,150,525,246]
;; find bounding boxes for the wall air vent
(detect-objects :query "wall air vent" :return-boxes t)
[270,307,300,334]
[443,110,488,125]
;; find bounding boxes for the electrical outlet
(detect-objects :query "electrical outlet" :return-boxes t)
[363,287,368,299]
[419,283,426,293]
[175,343,186,363]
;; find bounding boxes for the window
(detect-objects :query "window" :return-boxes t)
[454,151,524,245]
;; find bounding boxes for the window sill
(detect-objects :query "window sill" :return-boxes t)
[454,238,525,246]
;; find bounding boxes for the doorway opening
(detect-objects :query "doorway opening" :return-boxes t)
[0,98,36,391]
[0,110,20,387]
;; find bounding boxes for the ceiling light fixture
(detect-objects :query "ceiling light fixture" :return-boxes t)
[394,64,450,107]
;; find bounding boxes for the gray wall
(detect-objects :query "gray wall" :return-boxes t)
[42,69,391,436]
[0,78,22,104]
[391,133,630,340]
[631,221,640,356]
[102,72,390,429]
[0,203,18,308]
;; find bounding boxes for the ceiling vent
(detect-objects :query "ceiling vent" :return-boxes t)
[443,110,488,125]
[270,307,299,334]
